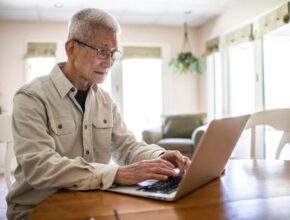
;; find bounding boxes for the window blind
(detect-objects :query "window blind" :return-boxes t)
[122,46,161,59]
[25,42,57,58]
[255,2,290,38]
[205,37,219,56]
[226,24,254,46]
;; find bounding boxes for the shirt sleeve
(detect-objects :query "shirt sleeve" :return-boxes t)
[13,91,118,190]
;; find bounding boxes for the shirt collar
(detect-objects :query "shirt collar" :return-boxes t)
[50,63,76,98]
[50,63,98,98]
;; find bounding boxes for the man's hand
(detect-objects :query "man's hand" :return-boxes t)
[159,150,191,176]
[114,150,191,185]
[114,158,177,185]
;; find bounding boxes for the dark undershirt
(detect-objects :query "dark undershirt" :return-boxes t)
[75,89,89,112]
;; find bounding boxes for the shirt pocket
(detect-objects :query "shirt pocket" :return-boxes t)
[49,118,76,135]
[92,116,113,155]
[92,116,113,129]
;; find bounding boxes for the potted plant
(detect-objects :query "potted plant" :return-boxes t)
[169,23,203,74]
[169,51,202,74]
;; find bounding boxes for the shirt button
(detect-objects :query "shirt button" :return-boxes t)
[103,119,107,124]
[58,124,62,129]
[73,184,77,188]
[86,150,90,155]
[84,125,87,129]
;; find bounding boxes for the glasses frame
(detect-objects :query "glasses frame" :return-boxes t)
[73,39,122,61]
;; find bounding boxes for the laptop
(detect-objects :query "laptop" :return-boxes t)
[107,114,250,201]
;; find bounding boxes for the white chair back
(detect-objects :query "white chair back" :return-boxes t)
[0,113,15,189]
[245,108,290,159]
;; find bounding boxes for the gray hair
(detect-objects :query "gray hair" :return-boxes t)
[68,8,121,42]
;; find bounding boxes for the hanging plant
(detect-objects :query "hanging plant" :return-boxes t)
[169,51,202,74]
[169,23,203,74]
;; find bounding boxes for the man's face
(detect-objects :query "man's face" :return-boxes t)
[70,26,119,88]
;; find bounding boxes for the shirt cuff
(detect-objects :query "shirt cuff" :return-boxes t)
[149,147,167,159]
[89,163,120,190]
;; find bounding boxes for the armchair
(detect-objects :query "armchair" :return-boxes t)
[142,113,207,158]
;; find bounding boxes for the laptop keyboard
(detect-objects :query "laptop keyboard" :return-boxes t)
[137,176,182,194]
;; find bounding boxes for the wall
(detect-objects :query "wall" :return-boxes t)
[0,21,68,113]
[0,21,201,114]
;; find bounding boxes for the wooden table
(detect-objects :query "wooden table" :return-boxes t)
[29,160,290,220]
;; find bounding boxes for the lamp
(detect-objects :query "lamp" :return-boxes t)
[169,23,202,74]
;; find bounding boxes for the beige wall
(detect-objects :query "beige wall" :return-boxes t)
[0,21,201,115]
[0,21,68,113]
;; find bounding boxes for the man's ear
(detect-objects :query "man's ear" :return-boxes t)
[65,40,75,60]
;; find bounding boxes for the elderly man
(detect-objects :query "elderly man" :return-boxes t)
[6,8,190,219]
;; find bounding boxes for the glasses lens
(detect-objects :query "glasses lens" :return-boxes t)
[112,51,122,60]
[96,49,122,61]
[97,50,109,59]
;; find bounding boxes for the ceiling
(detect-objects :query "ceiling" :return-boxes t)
[0,0,239,27]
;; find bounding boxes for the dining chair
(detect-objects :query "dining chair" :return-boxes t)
[0,113,15,189]
[245,108,290,159]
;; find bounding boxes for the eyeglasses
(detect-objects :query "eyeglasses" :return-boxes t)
[74,39,122,61]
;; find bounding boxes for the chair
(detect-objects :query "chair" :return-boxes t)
[245,108,290,159]
[0,113,15,189]
[142,113,207,157]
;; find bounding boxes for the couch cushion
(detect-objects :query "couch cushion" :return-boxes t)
[157,138,193,153]
[163,113,206,138]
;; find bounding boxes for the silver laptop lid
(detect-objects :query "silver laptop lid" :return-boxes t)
[175,114,250,200]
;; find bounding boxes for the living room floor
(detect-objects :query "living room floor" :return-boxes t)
[0,174,8,220]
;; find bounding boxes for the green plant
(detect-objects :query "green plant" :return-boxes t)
[169,51,203,74]
[169,22,203,74]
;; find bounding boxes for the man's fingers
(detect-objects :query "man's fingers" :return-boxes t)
[138,159,177,177]
[160,150,191,175]
[140,158,175,170]
[160,158,175,168]
[149,166,177,177]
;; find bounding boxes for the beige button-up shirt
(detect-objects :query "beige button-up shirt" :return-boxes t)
[6,63,165,219]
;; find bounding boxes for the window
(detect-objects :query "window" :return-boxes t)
[111,46,163,141]
[25,57,55,83]
[263,31,290,109]
[228,41,255,116]
[226,41,256,158]
[206,52,222,120]
[122,58,162,141]
[262,24,290,159]
[204,3,290,159]
[24,42,66,83]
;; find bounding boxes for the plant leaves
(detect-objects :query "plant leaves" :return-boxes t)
[169,52,203,74]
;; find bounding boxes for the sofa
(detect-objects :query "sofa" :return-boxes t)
[142,113,207,158]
